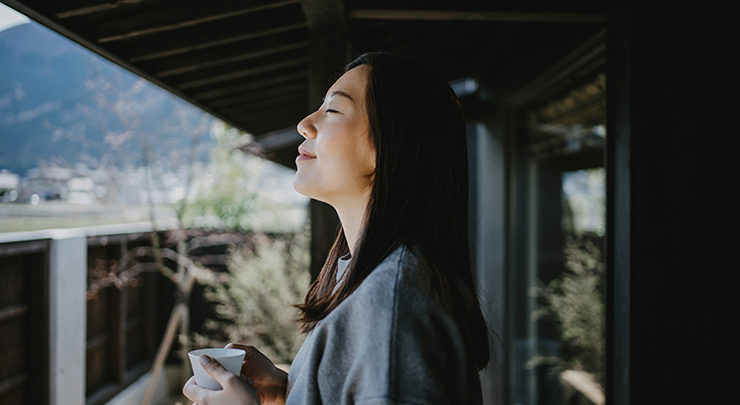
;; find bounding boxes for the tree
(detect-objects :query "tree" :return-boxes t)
[534,235,605,391]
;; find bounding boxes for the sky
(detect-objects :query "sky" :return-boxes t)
[0,3,30,33]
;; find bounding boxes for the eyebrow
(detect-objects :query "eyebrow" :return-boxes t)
[324,90,354,103]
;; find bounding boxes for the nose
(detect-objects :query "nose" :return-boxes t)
[297,112,317,139]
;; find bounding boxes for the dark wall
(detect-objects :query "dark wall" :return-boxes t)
[609,2,738,403]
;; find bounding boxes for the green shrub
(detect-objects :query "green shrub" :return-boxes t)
[192,230,310,365]
[536,235,604,381]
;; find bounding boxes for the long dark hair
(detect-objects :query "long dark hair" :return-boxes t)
[297,52,490,370]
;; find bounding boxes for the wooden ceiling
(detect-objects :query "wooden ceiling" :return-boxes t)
[4,0,609,168]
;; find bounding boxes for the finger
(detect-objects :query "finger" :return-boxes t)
[199,355,238,387]
[225,342,249,349]
[183,376,206,404]
[225,342,257,357]
[225,343,264,376]
[225,343,253,364]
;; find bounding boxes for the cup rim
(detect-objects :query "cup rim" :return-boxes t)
[188,348,246,358]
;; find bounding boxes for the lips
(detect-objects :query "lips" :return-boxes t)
[296,145,316,163]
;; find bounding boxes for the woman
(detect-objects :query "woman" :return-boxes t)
[183,52,490,405]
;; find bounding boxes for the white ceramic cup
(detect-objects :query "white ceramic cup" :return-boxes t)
[188,348,246,390]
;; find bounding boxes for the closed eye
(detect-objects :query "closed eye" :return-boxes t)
[326,108,340,114]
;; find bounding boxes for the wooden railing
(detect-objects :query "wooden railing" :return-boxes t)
[0,239,48,405]
[84,231,175,405]
[0,223,175,405]
[0,223,258,405]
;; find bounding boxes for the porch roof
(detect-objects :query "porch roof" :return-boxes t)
[3,0,608,168]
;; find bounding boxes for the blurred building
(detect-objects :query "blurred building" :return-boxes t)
[0,169,20,202]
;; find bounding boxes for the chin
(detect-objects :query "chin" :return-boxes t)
[293,179,332,205]
[292,177,314,199]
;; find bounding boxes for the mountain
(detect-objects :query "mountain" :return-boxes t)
[0,22,215,176]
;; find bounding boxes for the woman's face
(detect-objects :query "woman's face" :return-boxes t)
[294,65,375,206]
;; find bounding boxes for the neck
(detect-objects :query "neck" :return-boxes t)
[332,193,370,256]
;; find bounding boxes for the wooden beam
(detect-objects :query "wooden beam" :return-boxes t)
[85,332,111,350]
[379,23,474,54]
[56,0,148,19]
[130,22,307,62]
[145,27,309,70]
[219,93,306,115]
[178,57,309,89]
[193,71,309,100]
[98,0,300,43]
[0,239,47,257]
[228,106,307,124]
[348,9,607,23]
[207,81,307,109]
[0,374,27,397]
[228,101,307,118]
[0,303,28,322]
[157,41,309,77]
[300,0,346,29]
[507,29,606,107]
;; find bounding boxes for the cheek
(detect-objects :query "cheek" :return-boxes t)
[337,138,373,176]
[360,147,376,176]
[353,137,376,177]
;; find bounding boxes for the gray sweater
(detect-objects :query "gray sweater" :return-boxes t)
[286,246,482,404]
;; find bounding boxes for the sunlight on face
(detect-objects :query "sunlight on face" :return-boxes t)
[293,65,375,207]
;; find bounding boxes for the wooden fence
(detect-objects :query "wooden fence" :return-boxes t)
[84,232,175,405]
[0,224,175,405]
[0,239,49,405]
[0,224,255,405]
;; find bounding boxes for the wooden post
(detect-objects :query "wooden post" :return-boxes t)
[48,235,87,405]
[605,14,630,405]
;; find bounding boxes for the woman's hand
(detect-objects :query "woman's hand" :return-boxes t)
[225,343,288,405]
[183,354,260,405]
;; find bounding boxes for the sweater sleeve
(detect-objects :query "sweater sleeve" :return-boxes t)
[287,248,481,405]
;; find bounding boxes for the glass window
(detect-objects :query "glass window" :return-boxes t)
[509,70,606,405]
